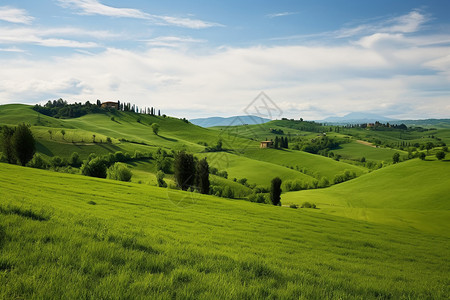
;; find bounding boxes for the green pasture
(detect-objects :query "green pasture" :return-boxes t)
[0,163,448,299]
[282,159,450,236]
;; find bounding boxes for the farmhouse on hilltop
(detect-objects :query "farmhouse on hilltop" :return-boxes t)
[260,141,274,148]
[101,101,119,109]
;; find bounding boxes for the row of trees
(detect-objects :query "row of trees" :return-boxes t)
[33,98,164,119]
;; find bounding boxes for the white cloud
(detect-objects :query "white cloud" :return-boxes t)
[1,34,449,119]
[0,27,100,48]
[0,47,26,53]
[144,36,205,48]
[0,6,34,24]
[267,12,298,18]
[57,0,223,29]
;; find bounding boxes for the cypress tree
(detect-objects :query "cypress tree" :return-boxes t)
[270,177,282,206]
[196,158,210,194]
[11,123,36,166]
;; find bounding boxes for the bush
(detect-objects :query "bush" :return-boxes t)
[133,150,143,159]
[156,170,167,187]
[70,152,82,168]
[419,152,426,160]
[436,151,446,160]
[318,177,330,188]
[249,193,266,203]
[107,162,132,182]
[51,156,66,168]
[217,170,228,179]
[81,157,107,178]
[114,151,126,162]
[27,153,49,169]
[222,186,234,199]
[301,202,316,209]
[289,204,298,209]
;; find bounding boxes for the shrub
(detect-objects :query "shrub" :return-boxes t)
[419,152,426,160]
[318,177,330,188]
[217,170,228,179]
[106,137,112,143]
[436,151,446,160]
[81,157,107,178]
[301,202,316,209]
[107,162,132,182]
[27,153,49,169]
[156,170,167,187]
[249,193,266,203]
[114,151,126,162]
[51,156,66,168]
[222,186,234,199]
[70,152,82,168]
[289,204,298,209]
[133,150,143,159]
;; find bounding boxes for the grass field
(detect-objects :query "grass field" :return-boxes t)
[332,141,406,162]
[282,159,450,236]
[0,163,449,299]
[241,148,366,180]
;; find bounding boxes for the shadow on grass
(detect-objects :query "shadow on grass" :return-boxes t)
[0,205,50,221]
[35,141,53,157]
[157,135,178,142]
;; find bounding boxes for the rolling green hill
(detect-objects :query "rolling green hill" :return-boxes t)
[0,163,448,299]
[282,159,450,236]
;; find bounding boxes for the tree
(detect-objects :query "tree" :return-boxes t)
[107,162,132,182]
[92,134,96,143]
[436,151,446,160]
[418,152,426,160]
[274,136,279,149]
[196,158,210,194]
[174,151,196,190]
[12,123,36,166]
[81,157,107,178]
[392,152,400,164]
[1,125,15,164]
[270,177,282,206]
[61,129,65,140]
[70,152,82,167]
[48,129,53,140]
[152,123,160,135]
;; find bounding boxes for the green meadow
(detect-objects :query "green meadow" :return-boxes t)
[1,163,449,299]
[1,104,449,299]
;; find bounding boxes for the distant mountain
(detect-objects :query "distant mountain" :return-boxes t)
[320,112,397,124]
[190,115,271,127]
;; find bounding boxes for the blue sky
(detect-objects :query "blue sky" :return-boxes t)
[0,0,449,119]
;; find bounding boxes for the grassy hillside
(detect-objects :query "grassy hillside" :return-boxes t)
[202,152,317,187]
[282,159,450,236]
[241,148,366,180]
[0,163,448,299]
[332,141,405,162]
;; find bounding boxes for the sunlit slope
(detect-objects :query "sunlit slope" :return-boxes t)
[283,159,450,235]
[0,104,257,156]
[202,152,317,187]
[242,148,366,180]
[0,163,448,299]
[333,141,407,162]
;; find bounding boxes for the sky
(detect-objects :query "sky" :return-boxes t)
[0,0,449,120]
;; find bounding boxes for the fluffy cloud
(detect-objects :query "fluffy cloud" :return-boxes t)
[0,6,34,24]
[0,9,448,120]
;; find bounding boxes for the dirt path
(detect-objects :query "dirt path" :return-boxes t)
[356,140,377,148]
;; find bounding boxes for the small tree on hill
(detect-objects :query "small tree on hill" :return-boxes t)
[61,129,65,140]
[48,129,53,140]
[156,170,167,187]
[12,123,36,166]
[436,151,446,160]
[81,157,107,178]
[270,177,282,206]
[152,123,160,135]
[392,152,400,164]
